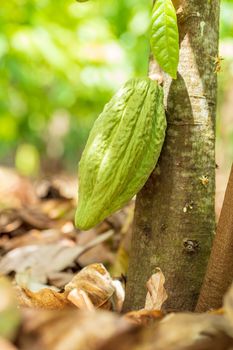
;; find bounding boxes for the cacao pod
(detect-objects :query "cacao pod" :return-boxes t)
[75,78,166,230]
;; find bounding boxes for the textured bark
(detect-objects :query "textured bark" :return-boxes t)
[124,0,220,312]
[196,165,233,312]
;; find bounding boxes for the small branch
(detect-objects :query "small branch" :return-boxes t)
[196,164,233,312]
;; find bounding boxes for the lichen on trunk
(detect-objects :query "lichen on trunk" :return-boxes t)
[123,0,220,312]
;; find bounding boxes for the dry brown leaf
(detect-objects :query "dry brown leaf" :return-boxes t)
[77,228,115,267]
[144,268,168,311]
[6,273,233,350]
[0,167,37,209]
[223,283,233,337]
[0,206,53,238]
[78,244,114,267]
[40,198,75,220]
[67,288,95,311]
[18,207,53,229]
[111,279,125,312]
[15,286,70,310]
[143,312,233,350]
[124,309,163,326]
[19,308,135,350]
[0,209,22,234]
[47,271,74,289]
[15,263,124,312]
[102,312,233,350]
[208,308,225,315]
[15,270,60,292]
[65,263,115,310]
[0,231,113,283]
[0,228,73,253]
[36,175,77,200]
[0,338,18,350]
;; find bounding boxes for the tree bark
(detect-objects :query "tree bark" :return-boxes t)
[196,165,233,312]
[123,0,220,312]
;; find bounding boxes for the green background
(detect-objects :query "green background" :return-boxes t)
[0,0,232,175]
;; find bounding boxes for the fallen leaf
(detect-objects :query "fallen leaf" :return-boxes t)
[47,271,74,289]
[67,288,95,311]
[0,167,37,209]
[36,175,77,200]
[77,228,115,267]
[40,199,74,220]
[0,230,114,283]
[18,207,53,229]
[145,268,168,311]
[65,263,115,310]
[124,309,163,326]
[0,228,74,253]
[0,338,18,350]
[101,312,233,350]
[0,206,53,238]
[111,279,125,312]
[0,209,22,234]
[15,286,70,310]
[19,309,135,350]
[145,312,233,350]
[15,263,124,312]
[15,270,59,292]
[223,283,233,337]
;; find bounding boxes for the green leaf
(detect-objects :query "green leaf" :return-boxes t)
[151,0,179,79]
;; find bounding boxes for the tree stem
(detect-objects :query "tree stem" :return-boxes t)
[196,165,233,312]
[123,0,220,312]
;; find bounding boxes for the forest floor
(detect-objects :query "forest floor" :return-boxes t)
[0,166,233,350]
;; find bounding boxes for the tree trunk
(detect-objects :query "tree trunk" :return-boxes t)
[123,0,220,312]
[196,165,233,312]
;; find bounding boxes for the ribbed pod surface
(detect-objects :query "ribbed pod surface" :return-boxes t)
[75,78,166,230]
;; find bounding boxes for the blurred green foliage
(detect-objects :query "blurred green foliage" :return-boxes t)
[0,0,232,173]
[0,0,150,172]
[220,0,233,39]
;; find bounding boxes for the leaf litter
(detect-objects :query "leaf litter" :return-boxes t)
[0,167,233,349]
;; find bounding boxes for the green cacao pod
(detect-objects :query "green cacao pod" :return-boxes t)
[75,78,166,230]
